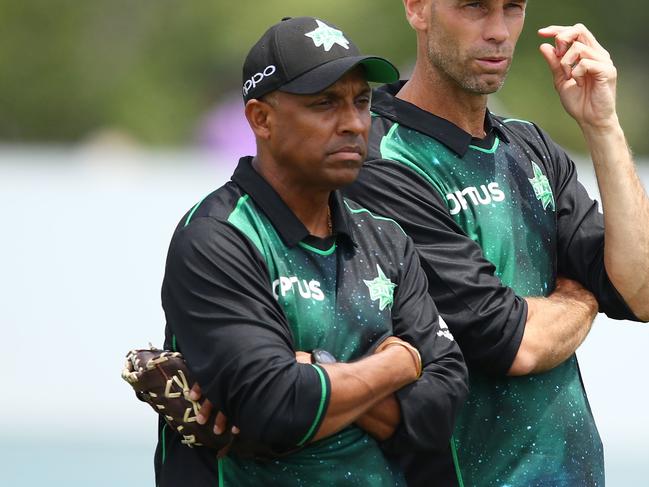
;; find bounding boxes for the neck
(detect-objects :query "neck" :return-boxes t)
[252,156,332,238]
[398,58,488,138]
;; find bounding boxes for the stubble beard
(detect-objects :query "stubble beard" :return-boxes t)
[426,40,510,95]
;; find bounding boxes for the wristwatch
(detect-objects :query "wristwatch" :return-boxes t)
[310,349,337,365]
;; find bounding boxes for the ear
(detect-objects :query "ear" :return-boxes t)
[244,99,272,140]
[403,0,429,32]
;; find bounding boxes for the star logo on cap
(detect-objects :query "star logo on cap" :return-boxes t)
[364,264,397,311]
[305,20,350,52]
[528,161,555,211]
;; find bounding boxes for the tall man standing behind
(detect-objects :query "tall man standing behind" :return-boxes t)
[345,1,649,486]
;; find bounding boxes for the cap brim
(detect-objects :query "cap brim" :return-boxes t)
[279,55,399,95]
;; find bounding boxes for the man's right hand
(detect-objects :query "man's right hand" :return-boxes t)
[353,336,422,441]
[189,383,239,457]
[509,276,598,376]
[553,276,599,308]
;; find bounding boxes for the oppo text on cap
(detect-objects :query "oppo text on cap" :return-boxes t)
[243,65,277,97]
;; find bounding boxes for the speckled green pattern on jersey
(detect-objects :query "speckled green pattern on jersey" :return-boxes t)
[381,122,603,486]
[223,195,405,487]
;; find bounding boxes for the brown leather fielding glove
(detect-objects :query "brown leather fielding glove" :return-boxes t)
[121,347,296,459]
[121,348,233,450]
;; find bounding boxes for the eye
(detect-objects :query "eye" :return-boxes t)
[355,95,371,107]
[460,1,487,15]
[505,1,526,11]
[310,98,333,109]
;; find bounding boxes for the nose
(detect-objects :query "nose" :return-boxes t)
[483,9,510,43]
[337,101,369,136]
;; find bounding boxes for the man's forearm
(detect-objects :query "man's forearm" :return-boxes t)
[312,346,418,441]
[508,277,598,376]
[538,23,649,321]
[584,123,649,320]
[354,394,401,441]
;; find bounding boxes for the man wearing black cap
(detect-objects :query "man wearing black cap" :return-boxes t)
[155,16,468,486]
[344,1,649,486]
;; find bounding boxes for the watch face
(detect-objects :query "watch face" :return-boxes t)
[311,349,337,364]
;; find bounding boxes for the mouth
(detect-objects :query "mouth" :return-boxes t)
[475,57,509,71]
[328,146,365,162]
[331,145,363,154]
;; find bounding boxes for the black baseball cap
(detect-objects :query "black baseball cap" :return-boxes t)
[242,16,399,102]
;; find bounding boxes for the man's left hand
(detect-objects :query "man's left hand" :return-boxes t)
[538,24,618,132]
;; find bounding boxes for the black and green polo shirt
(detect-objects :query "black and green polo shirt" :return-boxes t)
[155,156,467,487]
[344,81,640,487]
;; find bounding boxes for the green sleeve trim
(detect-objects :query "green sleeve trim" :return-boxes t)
[450,435,465,487]
[296,364,329,446]
[298,241,337,255]
[184,193,210,227]
[218,457,225,487]
[171,335,177,352]
[161,423,168,464]
[469,136,500,154]
[502,118,533,125]
[343,200,407,236]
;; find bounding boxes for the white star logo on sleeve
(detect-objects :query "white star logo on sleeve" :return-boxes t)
[304,20,350,52]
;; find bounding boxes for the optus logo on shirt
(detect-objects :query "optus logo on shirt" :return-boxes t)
[446,182,506,215]
[272,276,325,301]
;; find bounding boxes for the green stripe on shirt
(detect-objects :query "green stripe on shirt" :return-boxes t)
[297,364,328,446]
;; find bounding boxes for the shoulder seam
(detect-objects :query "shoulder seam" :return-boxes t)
[501,117,534,125]
[184,193,212,227]
[378,122,442,189]
[343,199,407,236]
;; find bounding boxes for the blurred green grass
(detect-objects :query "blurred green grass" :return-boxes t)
[0,0,647,153]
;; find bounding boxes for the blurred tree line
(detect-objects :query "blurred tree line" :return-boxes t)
[1,0,647,153]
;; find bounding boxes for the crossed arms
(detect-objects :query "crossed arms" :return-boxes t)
[162,216,467,452]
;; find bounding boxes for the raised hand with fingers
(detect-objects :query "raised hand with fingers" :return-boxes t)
[538,24,618,131]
